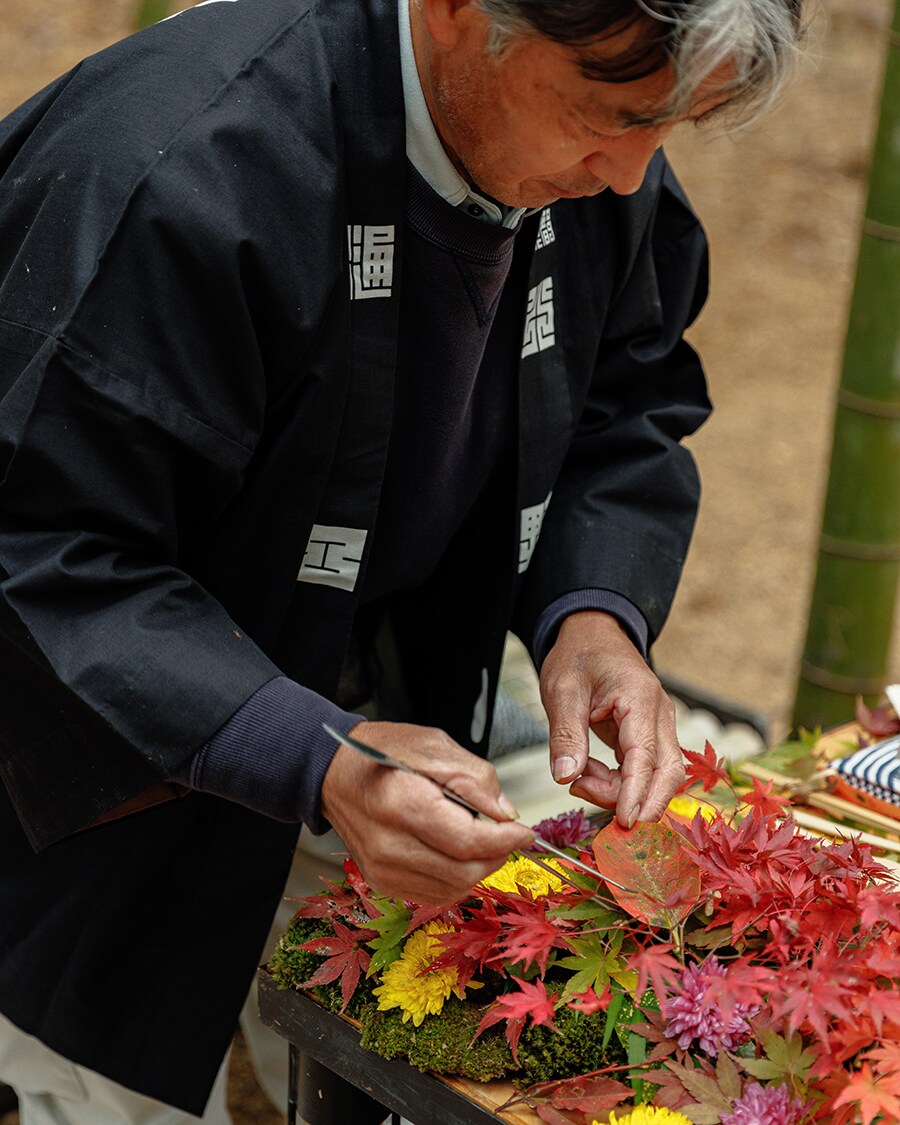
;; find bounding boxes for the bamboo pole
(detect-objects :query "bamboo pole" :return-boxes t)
[792,3,900,730]
[136,0,172,29]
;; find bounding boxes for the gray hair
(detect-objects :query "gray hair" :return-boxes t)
[474,0,805,126]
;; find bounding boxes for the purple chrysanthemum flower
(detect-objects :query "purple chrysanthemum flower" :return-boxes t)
[663,956,757,1056]
[531,808,593,850]
[721,1082,810,1125]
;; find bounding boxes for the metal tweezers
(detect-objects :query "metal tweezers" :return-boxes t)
[322,723,628,900]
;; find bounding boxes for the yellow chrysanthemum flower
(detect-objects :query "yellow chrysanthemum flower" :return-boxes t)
[372,922,479,1027]
[667,794,716,823]
[478,854,570,897]
[599,1107,693,1125]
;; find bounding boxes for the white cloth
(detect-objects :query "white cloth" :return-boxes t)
[0,1011,231,1125]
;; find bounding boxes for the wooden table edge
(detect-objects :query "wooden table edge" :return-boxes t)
[256,969,541,1124]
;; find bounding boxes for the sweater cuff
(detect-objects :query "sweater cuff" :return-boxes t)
[532,590,649,670]
[170,676,363,834]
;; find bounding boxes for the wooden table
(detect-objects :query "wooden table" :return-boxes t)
[257,969,541,1125]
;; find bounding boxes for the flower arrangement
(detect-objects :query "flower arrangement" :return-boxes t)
[269,742,900,1124]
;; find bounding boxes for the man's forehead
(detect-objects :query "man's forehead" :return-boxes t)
[573,52,739,131]
[561,10,739,129]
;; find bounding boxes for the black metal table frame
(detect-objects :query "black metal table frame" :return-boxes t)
[258,969,506,1125]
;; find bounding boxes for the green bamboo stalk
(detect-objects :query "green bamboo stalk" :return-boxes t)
[792,1,900,730]
[136,0,172,29]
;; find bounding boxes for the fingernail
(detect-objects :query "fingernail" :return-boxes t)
[626,805,640,829]
[498,794,519,820]
[553,756,577,782]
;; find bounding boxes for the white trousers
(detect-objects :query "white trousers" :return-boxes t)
[0,1011,231,1125]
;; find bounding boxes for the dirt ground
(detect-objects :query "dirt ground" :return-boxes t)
[0,0,895,1121]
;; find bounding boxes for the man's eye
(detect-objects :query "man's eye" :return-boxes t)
[582,122,616,140]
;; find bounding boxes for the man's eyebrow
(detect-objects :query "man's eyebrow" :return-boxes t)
[613,106,673,128]
[615,97,734,129]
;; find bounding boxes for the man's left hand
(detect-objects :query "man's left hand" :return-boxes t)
[539,610,684,827]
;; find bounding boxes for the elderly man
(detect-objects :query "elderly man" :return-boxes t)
[0,0,801,1121]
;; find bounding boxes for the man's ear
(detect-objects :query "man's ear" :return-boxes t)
[421,0,478,48]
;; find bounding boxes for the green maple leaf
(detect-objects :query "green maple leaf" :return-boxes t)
[740,1029,815,1084]
[556,931,636,1001]
[744,727,824,780]
[663,1059,739,1124]
[680,1105,727,1125]
[365,898,413,975]
[684,924,734,951]
[549,898,622,928]
[714,1053,743,1104]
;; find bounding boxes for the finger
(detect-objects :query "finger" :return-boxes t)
[614,702,682,826]
[350,722,521,823]
[393,773,534,858]
[321,725,532,902]
[541,669,593,785]
[358,840,512,904]
[353,770,531,895]
[429,759,521,824]
[568,757,622,809]
[628,752,686,824]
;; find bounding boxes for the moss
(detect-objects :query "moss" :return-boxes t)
[358,996,629,1086]
[267,915,372,1018]
[268,915,331,989]
[359,995,515,1082]
[516,1005,627,1085]
[269,917,629,1085]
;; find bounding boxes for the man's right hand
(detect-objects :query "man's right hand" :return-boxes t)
[319,721,533,903]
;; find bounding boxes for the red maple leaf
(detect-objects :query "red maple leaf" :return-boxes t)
[742,776,792,819]
[863,987,900,1036]
[864,1042,900,1077]
[856,697,900,737]
[833,1062,900,1125]
[771,962,854,1043]
[299,919,377,1010]
[405,902,460,934]
[428,901,504,988]
[859,885,900,933]
[812,1072,858,1125]
[628,941,683,1002]
[681,740,730,792]
[342,856,372,899]
[565,984,611,1015]
[545,1073,634,1114]
[483,893,573,975]
[291,877,372,927]
[474,978,558,1062]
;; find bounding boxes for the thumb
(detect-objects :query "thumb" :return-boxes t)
[542,670,592,785]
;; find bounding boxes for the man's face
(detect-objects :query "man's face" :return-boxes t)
[417,3,734,208]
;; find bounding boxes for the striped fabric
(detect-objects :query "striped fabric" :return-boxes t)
[833,735,900,808]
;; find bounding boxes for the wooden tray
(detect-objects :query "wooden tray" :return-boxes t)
[258,969,543,1124]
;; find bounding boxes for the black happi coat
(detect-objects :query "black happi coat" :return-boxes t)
[0,0,710,1111]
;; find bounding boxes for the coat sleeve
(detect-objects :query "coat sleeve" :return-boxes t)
[0,20,344,849]
[512,160,712,653]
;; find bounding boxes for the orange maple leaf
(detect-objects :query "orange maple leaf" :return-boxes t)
[832,1062,900,1125]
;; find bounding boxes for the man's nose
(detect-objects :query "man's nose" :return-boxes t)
[583,129,668,195]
